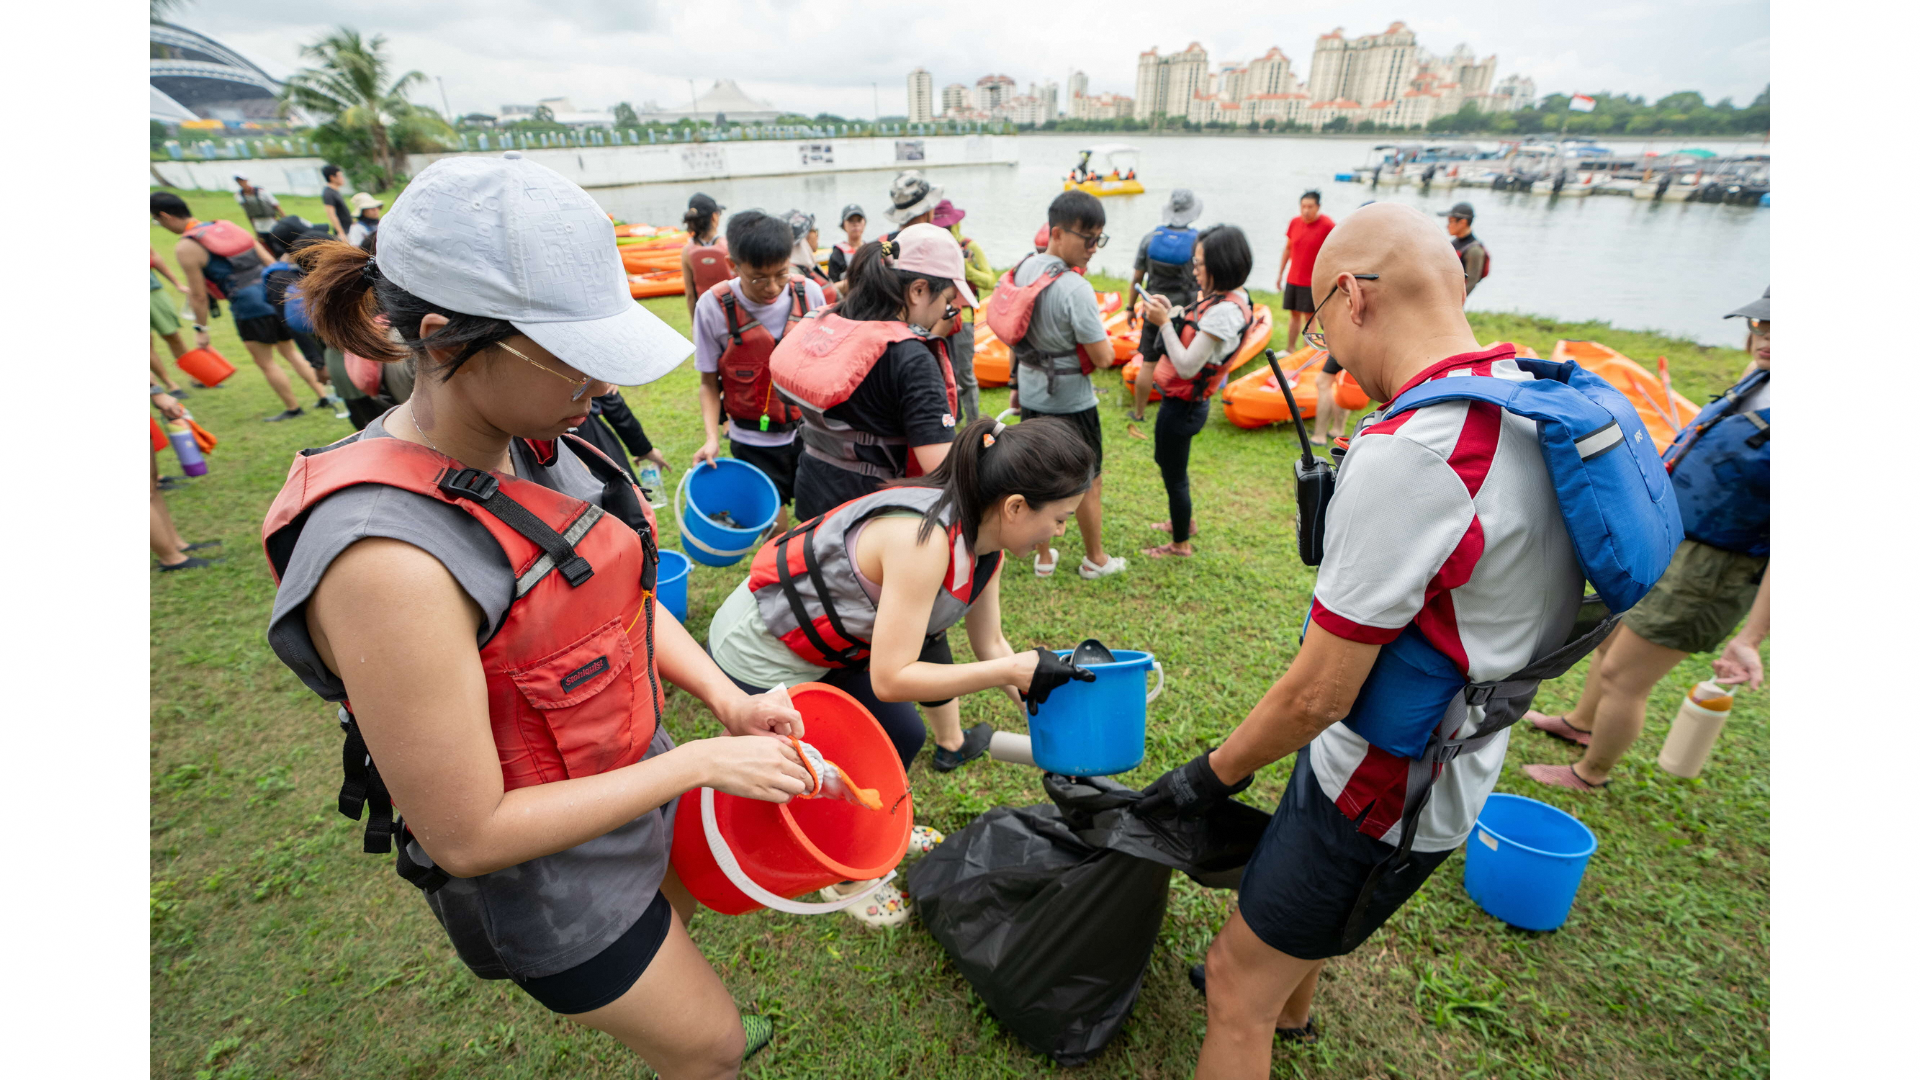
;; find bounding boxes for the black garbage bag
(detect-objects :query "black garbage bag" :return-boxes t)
[908,775,1273,1064]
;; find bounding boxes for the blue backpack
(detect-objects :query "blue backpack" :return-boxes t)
[264,260,315,334]
[1145,225,1196,265]
[1143,226,1198,298]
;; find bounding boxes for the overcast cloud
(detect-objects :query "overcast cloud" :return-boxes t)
[175,0,1769,121]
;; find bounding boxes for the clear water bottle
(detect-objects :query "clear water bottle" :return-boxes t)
[636,459,666,509]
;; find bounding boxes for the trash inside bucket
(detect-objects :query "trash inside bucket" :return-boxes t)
[671,683,913,914]
[675,458,779,567]
[1463,793,1597,932]
[655,549,690,623]
[1028,649,1162,777]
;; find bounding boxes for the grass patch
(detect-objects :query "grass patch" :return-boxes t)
[151,189,1767,1078]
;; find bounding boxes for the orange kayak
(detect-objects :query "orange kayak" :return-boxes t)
[1549,340,1699,452]
[1121,305,1274,404]
[1220,346,1370,429]
[629,270,685,298]
[972,290,1125,388]
[623,247,685,274]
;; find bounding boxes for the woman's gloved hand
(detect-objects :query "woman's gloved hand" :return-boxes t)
[1020,648,1096,716]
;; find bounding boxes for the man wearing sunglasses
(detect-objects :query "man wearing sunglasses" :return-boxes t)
[1007,190,1123,581]
[1146,204,1586,1072]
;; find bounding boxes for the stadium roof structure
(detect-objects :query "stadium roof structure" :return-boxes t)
[640,79,781,124]
[151,20,296,124]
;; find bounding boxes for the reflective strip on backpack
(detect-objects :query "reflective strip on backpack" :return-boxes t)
[1574,421,1623,461]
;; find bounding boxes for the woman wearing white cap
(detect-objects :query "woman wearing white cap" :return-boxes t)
[261,153,807,1074]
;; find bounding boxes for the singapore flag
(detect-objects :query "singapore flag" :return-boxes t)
[1569,94,1597,113]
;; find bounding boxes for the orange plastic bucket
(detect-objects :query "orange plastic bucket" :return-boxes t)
[176,347,236,387]
[671,683,913,915]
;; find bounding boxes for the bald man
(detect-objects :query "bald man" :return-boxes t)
[1138,205,1584,1074]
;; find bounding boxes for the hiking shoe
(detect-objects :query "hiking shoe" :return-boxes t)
[1188,964,1320,1040]
[264,408,305,422]
[1078,554,1128,580]
[931,723,994,772]
[157,556,223,572]
[741,1013,774,1062]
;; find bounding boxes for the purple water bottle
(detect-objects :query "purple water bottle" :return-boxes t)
[166,418,208,477]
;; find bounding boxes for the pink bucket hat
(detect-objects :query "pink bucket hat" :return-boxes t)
[930,199,966,228]
[888,222,978,308]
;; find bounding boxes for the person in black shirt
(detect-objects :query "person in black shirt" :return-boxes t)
[320,164,352,236]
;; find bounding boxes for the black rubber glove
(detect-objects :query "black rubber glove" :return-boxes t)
[1136,749,1252,819]
[1022,648,1096,716]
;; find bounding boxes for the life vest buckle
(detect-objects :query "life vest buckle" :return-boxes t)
[1463,682,1498,707]
[437,467,500,502]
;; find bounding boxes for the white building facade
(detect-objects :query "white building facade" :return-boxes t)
[907,68,934,123]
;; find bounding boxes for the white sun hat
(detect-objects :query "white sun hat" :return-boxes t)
[376,151,692,385]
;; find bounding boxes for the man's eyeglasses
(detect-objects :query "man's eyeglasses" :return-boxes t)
[1302,274,1381,351]
[498,340,593,401]
[1746,319,1770,338]
[1065,227,1109,250]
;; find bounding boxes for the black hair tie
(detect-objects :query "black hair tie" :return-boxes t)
[360,258,382,286]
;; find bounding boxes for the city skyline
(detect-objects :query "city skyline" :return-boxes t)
[177,0,1768,123]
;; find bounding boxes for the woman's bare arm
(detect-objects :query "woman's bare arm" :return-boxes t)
[861,518,1038,703]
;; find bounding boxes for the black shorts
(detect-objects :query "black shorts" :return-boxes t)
[512,891,673,1014]
[1237,746,1455,960]
[1321,354,1343,375]
[1019,405,1103,474]
[728,436,801,505]
[235,314,294,344]
[1281,283,1317,314]
[1139,321,1167,364]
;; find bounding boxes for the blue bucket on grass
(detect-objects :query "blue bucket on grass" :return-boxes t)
[1463,793,1598,931]
[675,458,779,567]
[1028,650,1163,776]
[655,549,690,623]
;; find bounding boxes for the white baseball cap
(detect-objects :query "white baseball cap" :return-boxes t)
[376,152,692,385]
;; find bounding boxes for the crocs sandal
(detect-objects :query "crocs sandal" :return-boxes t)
[1526,710,1593,748]
[1079,554,1128,580]
[741,1013,774,1062]
[932,723,994,773]
[1188,964,1320,1040]
[1522,762,1610,792]
[907,824,946,856]
[1034,551,1059,577]
[824,879,911,928]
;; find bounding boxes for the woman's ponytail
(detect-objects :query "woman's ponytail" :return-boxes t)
[295,240,404,362]
[897,416,1097,546]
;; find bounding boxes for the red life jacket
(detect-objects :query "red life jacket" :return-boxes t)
[1455,237,1490,279]
[793,262,839,306]
[261,433,662,891]
[185,219,262,301]
[745,485,1002,668]
[770,311,956,480]
[715,279,809,432]
[1154,290,1254,402]
[687,239,734,296]
[983,253,1094,392]
[834,241,857,258]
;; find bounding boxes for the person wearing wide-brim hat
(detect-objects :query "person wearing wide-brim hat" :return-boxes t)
[346,192,384,248]
[262,152,807,1069]
[1126,188,1205,422]
[883,170,944,228]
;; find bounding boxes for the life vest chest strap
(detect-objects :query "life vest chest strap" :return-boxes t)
[437,466,595,587]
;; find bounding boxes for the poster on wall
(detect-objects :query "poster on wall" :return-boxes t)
[679,145,727,176]
[895,139,925,162]
[800,142,835,166]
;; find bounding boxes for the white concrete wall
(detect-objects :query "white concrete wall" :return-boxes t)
[151,134,1018,197]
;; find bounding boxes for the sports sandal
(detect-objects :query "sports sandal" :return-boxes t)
[1034,551,1059,577]
[1188,964,1320,1041]
[824,879,911,928]
[1151,521,1198,536]
[932,723,994,772]
[1526,710,1593,748]
[741,1013,774,1062]
[1079,554,1128,580]
[1522,762,1610,792]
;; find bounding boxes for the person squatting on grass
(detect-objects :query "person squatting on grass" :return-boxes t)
[706,413,1102,924]
[1141,205,1589,1077]
[260,154,809,1078]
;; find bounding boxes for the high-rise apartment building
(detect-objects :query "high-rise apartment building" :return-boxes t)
[1032,80,1059,120]
[1493,74,1535,109]
[1135,42,1208,121]
[974,74,1016,112]
[1245,47,1296,98]
[906,67,934,123]
[1135,48,1169,119]
[1068,70,1088,103]
[1307,22,1418,107]
[941,82,970,115]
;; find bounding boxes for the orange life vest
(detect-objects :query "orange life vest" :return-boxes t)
[261,433,662,891]
[983,254,1094,392]
[687,238,734,297]
[715,279,809,432]
[770,311,955,480]
[1154,290,1254,402]
[185,219,262,301]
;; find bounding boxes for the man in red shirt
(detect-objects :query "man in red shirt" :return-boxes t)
[1277,192,1345,444]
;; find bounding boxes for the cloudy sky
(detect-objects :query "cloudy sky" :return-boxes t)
[175,0,1769,120]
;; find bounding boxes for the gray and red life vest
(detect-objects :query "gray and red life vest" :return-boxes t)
[770,311,956,481]
[713,279,810,433]
[1154,289,1253,402]
[745,485,1001,669]
[261,433,663,892]
[985,253,1095,392]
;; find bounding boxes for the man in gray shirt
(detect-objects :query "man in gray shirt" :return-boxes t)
[1011,190,1124,580]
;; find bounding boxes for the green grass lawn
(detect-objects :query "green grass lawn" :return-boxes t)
[151,189,1767,1079]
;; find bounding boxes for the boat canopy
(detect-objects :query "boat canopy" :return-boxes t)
[1080,143,1140,157]
[1673,148,1718,159]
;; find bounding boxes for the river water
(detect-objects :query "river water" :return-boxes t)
[591,133,1769,347]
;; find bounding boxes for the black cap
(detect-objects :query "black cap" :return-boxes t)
[688,192,724,214]
[1440,201,1475,220]
[1723,286,1769,322]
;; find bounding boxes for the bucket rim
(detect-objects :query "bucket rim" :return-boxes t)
[683,458,779,536]
[1048,648,1154,671]
[1474,792,1598,860]
[656,548,692,581]
[772,683,914,880]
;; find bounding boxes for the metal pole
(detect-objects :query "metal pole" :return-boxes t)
[438,75,452,123]
[873,83,880,124]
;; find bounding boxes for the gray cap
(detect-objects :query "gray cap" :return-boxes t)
[1439,201,1475,220]
[839,203,865,225]
[1161,188,1203,227]
[1724,286,1769,322]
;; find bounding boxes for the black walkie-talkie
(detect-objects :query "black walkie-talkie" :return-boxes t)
[1264,349,1337,566]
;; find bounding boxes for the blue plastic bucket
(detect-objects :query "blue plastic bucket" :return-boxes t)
[1463,793,1598,931]
[675,458,779,567]
[655,549,690,624]
[1027,650,1163,776]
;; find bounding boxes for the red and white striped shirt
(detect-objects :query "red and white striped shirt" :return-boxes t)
[1308,345,1584,851]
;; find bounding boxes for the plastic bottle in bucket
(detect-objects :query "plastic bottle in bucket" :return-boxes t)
[674,458,779,567]
[1656,679,1735,779]
[1026,648,1163,776]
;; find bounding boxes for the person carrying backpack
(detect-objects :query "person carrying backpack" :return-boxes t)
[1126,188,1203,423]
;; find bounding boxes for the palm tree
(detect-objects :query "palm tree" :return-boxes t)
[279,28,431,183]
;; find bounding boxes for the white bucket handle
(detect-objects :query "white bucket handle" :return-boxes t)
[698,787,895,915]
[674,466,772,559]
[1146,660,1165,705]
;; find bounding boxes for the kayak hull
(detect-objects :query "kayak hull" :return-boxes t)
[1549,339,1700,452]
[1219,347,1370,429]
[629,270,686,298]
[1063,179,1145,197]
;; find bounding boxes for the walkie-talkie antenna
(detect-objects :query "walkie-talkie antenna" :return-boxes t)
[1264,350,1318,468]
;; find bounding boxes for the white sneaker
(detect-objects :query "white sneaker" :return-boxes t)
[1078,554,1128,580]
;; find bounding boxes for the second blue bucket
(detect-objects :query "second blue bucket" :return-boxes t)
[1463,793,1598,932]
[1027,649,1162,776]
[655,549,690,623]
[675,458,779,567]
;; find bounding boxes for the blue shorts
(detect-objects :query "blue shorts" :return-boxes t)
[1237,745,1455,960]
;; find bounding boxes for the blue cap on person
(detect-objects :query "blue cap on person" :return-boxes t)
[377,151,693,385]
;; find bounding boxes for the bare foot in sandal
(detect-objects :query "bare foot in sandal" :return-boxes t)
[1142,541,1194,558]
